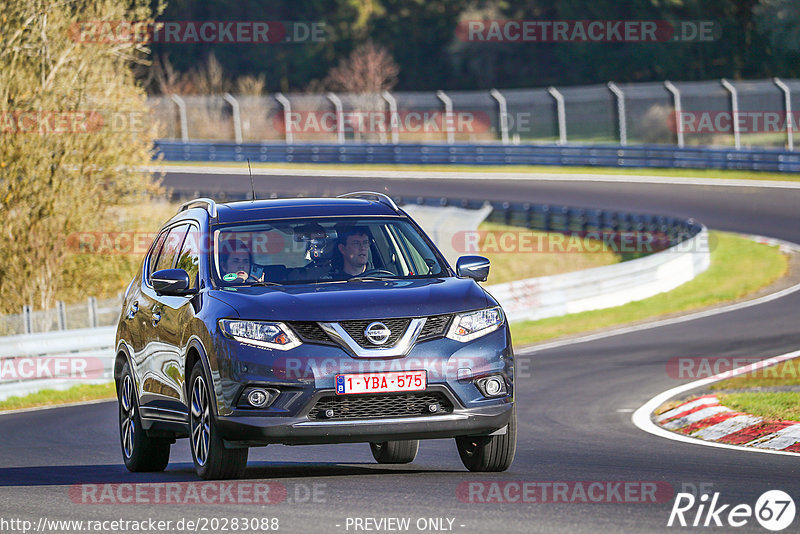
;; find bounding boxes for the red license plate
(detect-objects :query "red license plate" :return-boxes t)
[335,370,427,395]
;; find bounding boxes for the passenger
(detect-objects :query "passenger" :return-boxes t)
[288,223,334,282]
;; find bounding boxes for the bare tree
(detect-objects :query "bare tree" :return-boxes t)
[326,42,400,94]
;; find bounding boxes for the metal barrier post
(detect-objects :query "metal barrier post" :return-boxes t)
[223,93,242,144]
[608,82,627,146]
[88,297,97,329]
[327,92,345,144]
[170,94,189,142]
[664,81,684,148]
[57,301,66,331]
[274,93,293,144]
[436,90,455,144]
[774,77,794,151]
[721,79,741,150]
[382,91,400,144]
[548,87,567,145]
[23,305,32,335]
[490,89,509,144]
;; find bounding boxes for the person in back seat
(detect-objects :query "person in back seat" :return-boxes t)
[288,223,334,282]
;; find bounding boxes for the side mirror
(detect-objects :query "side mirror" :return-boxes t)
[456,255,490,282]
[151,269,195,296]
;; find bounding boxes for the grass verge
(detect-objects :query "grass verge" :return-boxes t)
[508,231,788,345]
[716,392,800,422]
[158,160,800,183]
[710,358,800,390]
[477,221,621,283]
[0,382,116,412]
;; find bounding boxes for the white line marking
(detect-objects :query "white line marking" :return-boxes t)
[153,165,800,190]
[0,397,115,417]
[631,349,800,457]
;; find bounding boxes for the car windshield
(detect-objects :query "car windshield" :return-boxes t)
[211,217,448,286]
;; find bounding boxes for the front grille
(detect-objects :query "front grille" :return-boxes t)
[307,392,453,420]
[288,322,335,345]
[339,318,410,348]
[418,314,452,341]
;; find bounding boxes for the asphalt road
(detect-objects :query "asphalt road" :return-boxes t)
[1,170,798,533]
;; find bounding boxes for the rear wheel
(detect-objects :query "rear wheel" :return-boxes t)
[370,440,419,464]
[456,405,516,472]
[189,361,248,479]
[118,363,170,472]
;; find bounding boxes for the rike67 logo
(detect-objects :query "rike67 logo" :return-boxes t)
[668,490,795,531]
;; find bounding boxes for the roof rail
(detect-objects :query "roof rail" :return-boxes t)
[179,198,217,218]
[336,191,400,212]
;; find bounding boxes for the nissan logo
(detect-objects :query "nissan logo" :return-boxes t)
[364,322,391,345]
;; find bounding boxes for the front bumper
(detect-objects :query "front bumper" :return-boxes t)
[217,390,513,446]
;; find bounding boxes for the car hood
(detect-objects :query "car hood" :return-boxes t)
[208,277,490,321]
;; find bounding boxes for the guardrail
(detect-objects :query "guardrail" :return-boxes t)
[486,227,710,322]
[0,196,706,401]
[154,140,800,172]
[0,327,115,402]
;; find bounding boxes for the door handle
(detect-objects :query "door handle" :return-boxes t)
[126,301,138,320]
[151,312,162,327]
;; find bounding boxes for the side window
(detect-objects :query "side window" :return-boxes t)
[175,226,201,289]
[147,230,169,278]
[153,224,189,273]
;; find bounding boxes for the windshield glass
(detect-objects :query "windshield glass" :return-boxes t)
[211,217,448,286]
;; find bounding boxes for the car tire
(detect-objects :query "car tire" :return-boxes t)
[455,405,516,472]
[189,361,248,480]
[369,440,419,464]
[118,363,171,472]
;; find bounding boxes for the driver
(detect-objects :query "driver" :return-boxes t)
[218,239,259,283]
[331,227,371,279]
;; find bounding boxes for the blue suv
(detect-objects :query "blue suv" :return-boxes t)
[114,192,515,479]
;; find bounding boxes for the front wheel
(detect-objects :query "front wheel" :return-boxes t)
[455,405,516,472]
[370,440,419,464]
[118,363,170,472]
[189,362,248,479]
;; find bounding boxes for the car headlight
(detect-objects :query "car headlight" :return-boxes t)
[446,307,504,342]
[219,319,301,351]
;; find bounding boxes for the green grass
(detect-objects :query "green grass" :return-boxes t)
[0,382,116,412]
[477,222,621,284]
[710,358,800,390]
[157,160,800,183]
[716,392,800,422]
[509,231,788,345]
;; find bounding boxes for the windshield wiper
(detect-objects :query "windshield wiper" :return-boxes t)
[346,276,399,282]
[247,281,283,287]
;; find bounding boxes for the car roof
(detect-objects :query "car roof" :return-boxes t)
[213,197,400,223]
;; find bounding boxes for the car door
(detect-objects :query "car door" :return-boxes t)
[125,229,167,397]
[138,223,189,414]
[152,223,203,413]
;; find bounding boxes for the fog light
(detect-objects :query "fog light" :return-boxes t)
[485,377,503,396]
[476,375,507,397]
[247,388,270,408]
